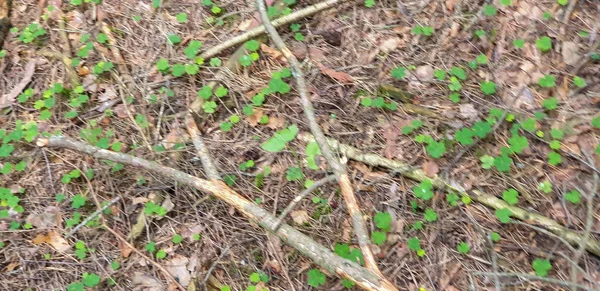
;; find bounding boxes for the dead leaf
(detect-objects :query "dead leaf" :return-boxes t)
[562,41,581,66]
[41,231,70,252]
[26,206,62,228]
[165,255,191,287]
[316,63,353,84]
[260,43,282,60]
[246,108,264,127]
[4,262,19,272]
[238,19,254,31]
[379,37,402,53]
[114,104,136,119]
[132,273,165,291]
[415,65,434,82]
[267,115,285,129]
[1,59,37,109]
[31,233,49,245]
[459,103,479,121]
[422,161,439,177]
[98,86,117,102]
[291,210,310,225]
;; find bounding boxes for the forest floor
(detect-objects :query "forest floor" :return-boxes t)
[1,0,599,290]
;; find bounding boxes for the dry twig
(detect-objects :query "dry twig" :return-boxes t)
[200,0,348,60]
[256,0,393,284]
[38,136,399,291]
[298,133,600,256]
[273,174,337,230]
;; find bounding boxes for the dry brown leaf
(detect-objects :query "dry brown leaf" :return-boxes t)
[267,115,285,129]
[26,206,62,228]
[47,231,71,252]
[165,255,191,287]
[379,37,402,53]
[422,161,439,177]
[459,103,479,121]
[415,65,434,82]
[119,237,133,258]
[260,43,282,60]
[31,233,49,245]
[4,262,19,272]
[290,210,310,225]
[98,86,117,102]
[316,63,353,84]
[132,273,165,291]
[246,108,264,127]
[113,104,136,119]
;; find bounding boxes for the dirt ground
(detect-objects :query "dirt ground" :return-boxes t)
[1,0,599,290]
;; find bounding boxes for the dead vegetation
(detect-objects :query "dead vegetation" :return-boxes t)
[1,0,599,290]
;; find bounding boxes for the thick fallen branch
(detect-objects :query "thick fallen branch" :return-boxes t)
[298,133,600,256]
[37,136,396,291]
[256,0,392,285]
[200,0,348,60]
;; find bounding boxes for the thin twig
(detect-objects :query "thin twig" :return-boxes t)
[298,133,600,256]
[185,114,220,180]
[273,175,336,230]
[102,223,186,291]
[200,0,348,60]
[256,0,390,282]
[66,196,121,238]
[39,136,396,291]
[472,272,594,290]
[571,151,598,287]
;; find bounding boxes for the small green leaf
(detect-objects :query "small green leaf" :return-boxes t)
[172,234,183,244]
[424,208,438,222]
[532,259,552,277]
[564,190,580,204]
[502,188,519,205]
[176,13,188,23]
[457,242,470,254]
[480,81,496,95]
[307,269,326,287]
[513,39,525,48]
[538,180,552,194]
[491,232,500,242]
[156,249,167,259]
[476,54,488,64]
[83,273,101,287]
[449,67,467,80]
[374,211,392,232]
[407,237,421,251]
[372,231,386,245]
[536,36,552,52]
[538,74,556,88]
[286,167,303,181]
[573,76,586,88]
[391,67,407,79]
[483,5,497,16]
[495,208,512,223]
[364,0,375,8]
[434,69,446,80]
[426,141,446,158]
[542,97,558,110]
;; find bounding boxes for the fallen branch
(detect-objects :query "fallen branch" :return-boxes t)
[184,114,220,179]
[256,0,392,284]
[0,59,37,109]
[298,133,600,256]
[200,0,348,60]
[37,136,396,291]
